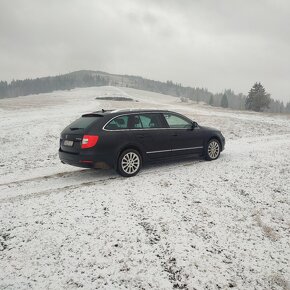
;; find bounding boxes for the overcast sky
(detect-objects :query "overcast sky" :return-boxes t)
[0,0,289,102]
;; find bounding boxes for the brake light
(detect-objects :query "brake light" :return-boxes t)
[81,135,99,149]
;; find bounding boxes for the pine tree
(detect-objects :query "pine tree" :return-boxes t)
[221,93,228,108]
[286,102,290,114]
[245,82,271,112]
[0,81,8,98]
[209,94,214,106]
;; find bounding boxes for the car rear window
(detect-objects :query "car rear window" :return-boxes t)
[105,115,129,130]
[69,116,101,129]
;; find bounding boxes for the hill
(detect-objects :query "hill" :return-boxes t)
[0,70,288,113]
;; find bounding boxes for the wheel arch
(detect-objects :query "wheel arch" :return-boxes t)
[115,144,144,169]
[204,135,222,153]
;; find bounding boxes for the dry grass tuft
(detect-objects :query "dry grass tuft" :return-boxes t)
[269,274,290,290]
[254,212,280,242]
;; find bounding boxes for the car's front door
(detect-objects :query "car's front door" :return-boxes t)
[162,113,204,156]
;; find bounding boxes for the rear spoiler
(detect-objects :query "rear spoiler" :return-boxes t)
[82,109,113,117]
[81,113,104,117]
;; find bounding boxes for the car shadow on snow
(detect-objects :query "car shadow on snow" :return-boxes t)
[85,155,206,178]
[65,154,226,180]
[142,155,205,171]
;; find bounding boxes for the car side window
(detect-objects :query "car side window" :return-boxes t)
[105,115,129,130]
[138,114,163,129]
[163,113,192,129]
[128,115,143,129]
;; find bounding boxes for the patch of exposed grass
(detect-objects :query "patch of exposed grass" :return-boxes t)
[95,96,137,101]
[254,212,279,241]
[269,274,290,290]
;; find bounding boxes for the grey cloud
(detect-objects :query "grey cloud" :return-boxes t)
[0,0,289,102]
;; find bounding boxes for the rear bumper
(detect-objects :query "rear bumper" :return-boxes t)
[59,149,112,169]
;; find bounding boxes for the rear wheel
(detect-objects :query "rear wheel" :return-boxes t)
[205,139,221,161]
[117,149,142,177]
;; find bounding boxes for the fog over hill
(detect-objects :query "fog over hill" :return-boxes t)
[1,1,290,104]
[0,70,289,114]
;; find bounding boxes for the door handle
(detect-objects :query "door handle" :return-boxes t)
[172,133,178,137]
[136,134,145,138]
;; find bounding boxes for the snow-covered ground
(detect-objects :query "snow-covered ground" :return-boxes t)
[0,86,289,289]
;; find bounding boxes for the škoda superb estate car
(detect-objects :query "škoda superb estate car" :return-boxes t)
[59,109,225,177]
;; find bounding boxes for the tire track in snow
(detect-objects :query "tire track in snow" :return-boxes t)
[0,169,87,187]
[0,176,118,204]
[0,159,201,204]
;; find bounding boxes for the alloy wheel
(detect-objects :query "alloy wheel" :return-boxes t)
[121,152,140,175]
[208,140,220,159]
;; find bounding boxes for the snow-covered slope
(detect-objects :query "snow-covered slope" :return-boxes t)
[0,87,289,289]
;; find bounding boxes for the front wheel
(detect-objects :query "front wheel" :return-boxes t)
[205,139,221,161]
[117,149,142,177]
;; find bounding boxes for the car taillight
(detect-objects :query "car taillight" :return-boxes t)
[81,135,99,149]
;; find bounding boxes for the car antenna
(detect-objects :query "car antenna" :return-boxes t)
[102,109,105,113]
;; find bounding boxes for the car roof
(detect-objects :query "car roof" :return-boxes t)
[82,108,171,117]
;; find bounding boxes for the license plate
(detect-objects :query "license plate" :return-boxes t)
[64,140,74,147]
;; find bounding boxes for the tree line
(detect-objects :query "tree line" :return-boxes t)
[0,73,109,98]
[207,82,289,113]
[0,70,289,114]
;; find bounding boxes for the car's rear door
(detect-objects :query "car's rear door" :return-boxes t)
[130,113,172,159]
[162,113,204,156]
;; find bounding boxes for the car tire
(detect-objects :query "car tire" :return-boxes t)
[117,149,142,177]
[205,139,221,161]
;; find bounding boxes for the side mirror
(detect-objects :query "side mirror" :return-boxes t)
[191,121,198,130]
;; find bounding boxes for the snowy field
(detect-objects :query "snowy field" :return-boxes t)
[0,86,289,289]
